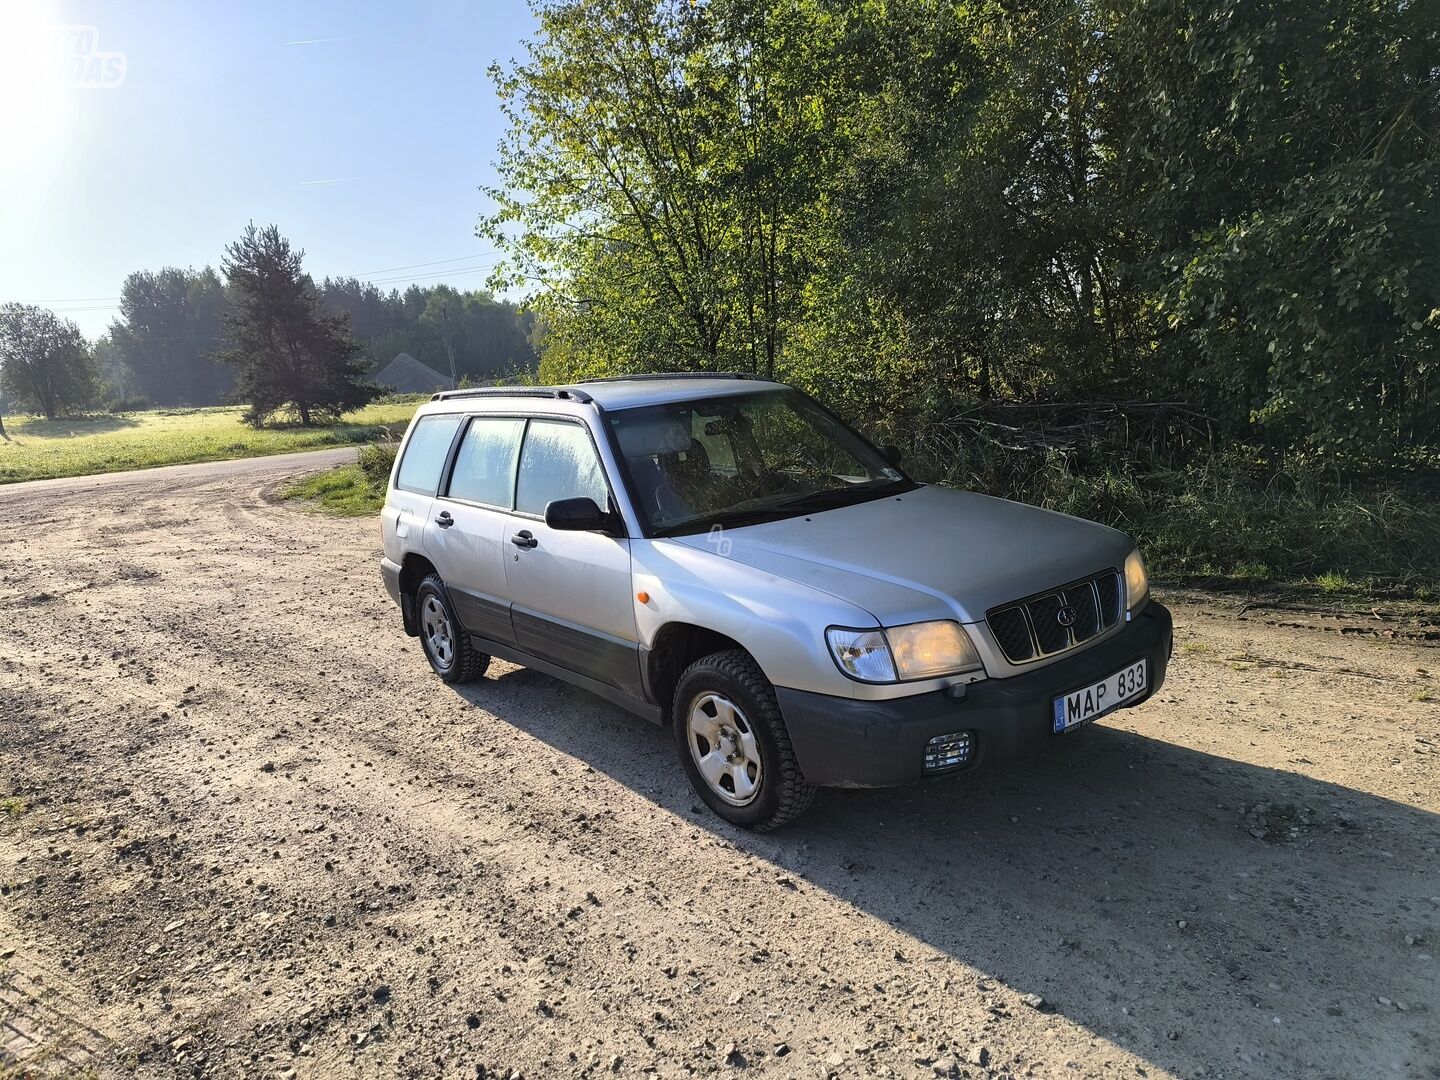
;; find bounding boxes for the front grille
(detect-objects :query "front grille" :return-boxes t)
[986,569,1123,664]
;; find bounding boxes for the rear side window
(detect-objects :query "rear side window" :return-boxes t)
[515,419,609,516]
[394,413,462,494]
[447,417,524,507]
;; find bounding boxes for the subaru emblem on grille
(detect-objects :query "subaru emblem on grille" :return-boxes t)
[1056,605,1077,627]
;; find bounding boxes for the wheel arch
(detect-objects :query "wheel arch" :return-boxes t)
[645,622,751,715]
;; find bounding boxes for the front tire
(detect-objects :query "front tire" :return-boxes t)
[415,574,489,684]
[673,650,816,830]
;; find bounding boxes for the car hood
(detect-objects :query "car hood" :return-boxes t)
[669,484,1132,625]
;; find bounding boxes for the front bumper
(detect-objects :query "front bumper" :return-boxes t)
[775,602,1173,787]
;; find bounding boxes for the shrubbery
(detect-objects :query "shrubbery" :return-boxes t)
[107,395,151,412]
[893,410,1439,597]
[357,443,397,489]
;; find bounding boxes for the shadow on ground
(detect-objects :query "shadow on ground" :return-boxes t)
[456,667,1439,1080]
[8,414,142,438]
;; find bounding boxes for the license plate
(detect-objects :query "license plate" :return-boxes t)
[1053,659,1147,733]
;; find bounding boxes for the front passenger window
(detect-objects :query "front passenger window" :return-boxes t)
[515,420,609,516]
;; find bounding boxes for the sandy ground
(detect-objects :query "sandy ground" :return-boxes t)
[0,452,1436,1080]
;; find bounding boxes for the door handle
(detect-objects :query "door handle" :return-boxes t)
[510,529,537,549]
[435,511,454,528]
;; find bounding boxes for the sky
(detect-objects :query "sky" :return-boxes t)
[0,0,538,338]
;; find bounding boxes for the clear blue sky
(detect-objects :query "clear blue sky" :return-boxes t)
[0,0,537,338]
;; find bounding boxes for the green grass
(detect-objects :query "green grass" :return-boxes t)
[0,403,419,484]
[279,443,395,516]
[0,797,27,817]
[280,464,383,516]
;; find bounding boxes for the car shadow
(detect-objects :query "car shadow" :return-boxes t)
[451,668,1439,1079]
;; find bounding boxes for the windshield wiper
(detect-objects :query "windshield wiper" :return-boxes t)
[653,506,793,537]
[772,479,914,511]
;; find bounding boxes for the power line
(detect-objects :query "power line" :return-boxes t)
[25,295,121,304]
[354,252,501,276]
[363,264,502,286]
[23,256,508,309]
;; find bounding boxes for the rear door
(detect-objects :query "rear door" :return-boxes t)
[384,411,464,561]
[424,415,525,646]
[503,418,640,694]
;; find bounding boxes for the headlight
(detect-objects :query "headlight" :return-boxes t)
[888,621,981,679]
[1124,548,1149,610]
[825,627,896,682]
[826,621,982,683]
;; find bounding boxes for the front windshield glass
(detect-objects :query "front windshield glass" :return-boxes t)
[607,389,911,535]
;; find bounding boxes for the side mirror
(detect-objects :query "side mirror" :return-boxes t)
[880,443,903,468]
[545,496,617,533]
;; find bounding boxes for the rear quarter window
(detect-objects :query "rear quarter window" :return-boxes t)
[394,413,462,494]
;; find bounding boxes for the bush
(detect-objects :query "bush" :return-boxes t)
[357,443,398,489]
[892,407,1440,597]
[107,395,151,412]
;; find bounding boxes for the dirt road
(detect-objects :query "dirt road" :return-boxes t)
[1,455,1436,1079]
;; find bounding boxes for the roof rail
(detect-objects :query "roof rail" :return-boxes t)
[576,371,769,385]
[429,386,594,404]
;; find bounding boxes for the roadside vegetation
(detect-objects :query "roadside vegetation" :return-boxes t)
[279,444,398,516]
[898,416,1439,598]
[0,403,417,484]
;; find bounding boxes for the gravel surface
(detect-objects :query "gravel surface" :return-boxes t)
[1,453,1437,1079]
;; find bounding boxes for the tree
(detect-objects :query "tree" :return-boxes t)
[484,0,849,381]
[92,332,134,403]
[111,267,232,406]
[0,304,99,420]
[315,278,539,381]
[218,224,379,426]
[1109,0,1440,454]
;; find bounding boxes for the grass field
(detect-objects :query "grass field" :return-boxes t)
[0,403,421,484]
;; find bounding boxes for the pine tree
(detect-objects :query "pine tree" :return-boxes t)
[218,224,378,426]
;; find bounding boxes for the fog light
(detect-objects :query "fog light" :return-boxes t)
[923,731,973,774]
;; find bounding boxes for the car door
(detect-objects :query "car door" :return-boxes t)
[504,417,640,694]
[424,415,524,646]
[387,411,465,561]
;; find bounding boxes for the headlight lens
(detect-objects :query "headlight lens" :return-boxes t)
[887,620,982,679]
[825,628,896,682]
[826,621,981,683]
[1124,548,1149,610]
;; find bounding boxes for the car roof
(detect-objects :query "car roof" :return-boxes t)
[425,373,785,412]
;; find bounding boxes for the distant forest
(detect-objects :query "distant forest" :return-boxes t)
[100,268,537,407]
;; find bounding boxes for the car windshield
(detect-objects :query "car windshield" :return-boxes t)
[607,388,913,535]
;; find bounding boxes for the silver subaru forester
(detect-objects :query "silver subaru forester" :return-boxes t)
[380,373,1172,829]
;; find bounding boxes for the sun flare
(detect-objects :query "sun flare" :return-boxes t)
[0,1,73,150]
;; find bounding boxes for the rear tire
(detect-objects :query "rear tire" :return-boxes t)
[673,650,815,830]
[415,574,489,684]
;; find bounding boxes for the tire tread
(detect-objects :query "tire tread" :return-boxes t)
[419,574,489,684]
